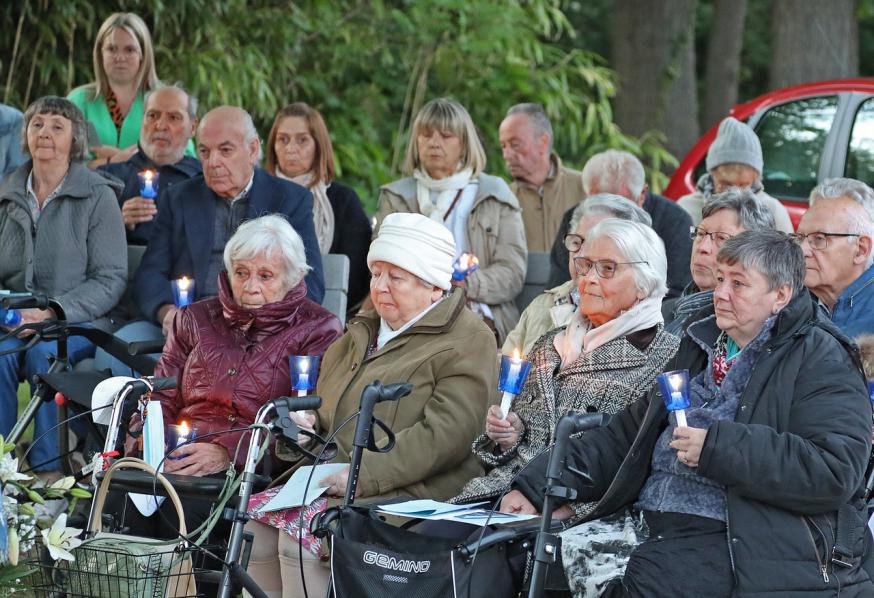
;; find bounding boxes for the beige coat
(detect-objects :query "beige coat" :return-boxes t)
[511,154,585,252]
[311,287,499,501]
[377,174,528,344]
[503,279,577,356]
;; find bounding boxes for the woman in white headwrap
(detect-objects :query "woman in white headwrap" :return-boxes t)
[376,98,528,345]
[244,212,499,598]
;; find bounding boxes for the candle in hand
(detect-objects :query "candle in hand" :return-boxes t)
[452,253,480,281]
[138,169,159,199]
[657,370,691,428]
[498,348,532,419]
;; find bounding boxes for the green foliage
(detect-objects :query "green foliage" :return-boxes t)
[1,0,673,212]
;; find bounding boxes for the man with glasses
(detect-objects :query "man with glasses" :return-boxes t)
[793,178,874,337]
[663,188,775,334]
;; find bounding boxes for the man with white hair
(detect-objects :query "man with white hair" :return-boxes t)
[100,84,201,245]
[133,105,324,336]
[547,150,692,298]
[499,103,585,251]
[794,178,874,337]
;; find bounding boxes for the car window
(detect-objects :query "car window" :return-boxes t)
[754,96,839,201]
[846,98,874,186]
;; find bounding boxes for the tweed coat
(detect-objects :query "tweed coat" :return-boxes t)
[454,324,678,524]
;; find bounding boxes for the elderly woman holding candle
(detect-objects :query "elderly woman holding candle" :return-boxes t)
[0,96,126,481]
[454,219,678,521]
[376,97,527,344]
[505,230,874,597]
[245,212,498,598]
[116,215,341,537]
[504,194,652,356]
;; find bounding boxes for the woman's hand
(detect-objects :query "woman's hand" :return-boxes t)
[500,489,538,515]
[670,426,708,468]
[164,442,231,476]
[485,405,522,451]
[321,465,361,498]
[291,410,317,447]
[10,308,55,337]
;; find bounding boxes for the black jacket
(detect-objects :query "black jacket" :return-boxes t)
[547,192,692,298]
[515,292,874,596]
[325,181,372,309]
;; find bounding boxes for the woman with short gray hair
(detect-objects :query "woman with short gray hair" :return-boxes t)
[0,96,126,482]
[223,213,311,291]
[507,230,874,597]
[664,187,775,335]
[457,219,678,528]
[504,193,651,355]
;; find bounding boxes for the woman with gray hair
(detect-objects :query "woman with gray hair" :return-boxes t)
[377,97,527,344]
[664,187,775,335]
[504,193,652,355]
[0,96,126,481]
[455,219,679,527]
[506,230,874,597]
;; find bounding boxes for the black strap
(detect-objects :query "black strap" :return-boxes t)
[442,188,465,221]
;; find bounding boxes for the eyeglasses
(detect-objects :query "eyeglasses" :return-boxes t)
[790,231,860,250]
[563,234,585,253]
[690,226,733,247]
[573,257,648,279]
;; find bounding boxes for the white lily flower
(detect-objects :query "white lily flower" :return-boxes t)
[40,514,83,562]
[8,526,19,566]
[0,454,30,486]
[48,476,76,491]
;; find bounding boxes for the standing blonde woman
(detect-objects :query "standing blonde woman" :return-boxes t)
[67,12,160,168]
[376,98,527,344]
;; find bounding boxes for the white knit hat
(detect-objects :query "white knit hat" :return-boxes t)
[706,117,764,174]
[368,213,456,290]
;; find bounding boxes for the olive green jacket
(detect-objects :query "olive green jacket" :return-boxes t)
[308,287,499,501]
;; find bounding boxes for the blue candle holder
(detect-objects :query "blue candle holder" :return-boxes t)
[171,277,195,307]
[657,369,691,426]
[137,170,159,199]
[166,422,197,460]
[498,352,533,395]
[452,253,480,281]
[290,355,320,394]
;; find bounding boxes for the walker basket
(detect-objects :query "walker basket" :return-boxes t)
[318,505,516,598]
[24,537,200,598]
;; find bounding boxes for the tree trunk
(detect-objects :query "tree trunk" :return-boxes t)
[702,0,747,131]
[770,0,859,89]
[612,0,700,164]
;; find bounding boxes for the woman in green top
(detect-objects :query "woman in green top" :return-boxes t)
[67,12,158,169]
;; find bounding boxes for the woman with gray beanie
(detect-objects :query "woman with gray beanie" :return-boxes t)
[677,116,793,232]
[244,212,499,598]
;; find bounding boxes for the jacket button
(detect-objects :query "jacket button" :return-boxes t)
[740,405,747,411]
[228,414,236,422]
[732,537,738,544]
[228,367,236,376]
[631,451,639,459]
[351,362,358,371]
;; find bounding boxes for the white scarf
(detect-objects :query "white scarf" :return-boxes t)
[376,297,445,350]
[279,171,335,254]
[553,295,664,367]
[413,167,473,222]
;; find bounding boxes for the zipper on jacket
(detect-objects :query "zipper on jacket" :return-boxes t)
[724,502,737,580]
[803,516,831,584]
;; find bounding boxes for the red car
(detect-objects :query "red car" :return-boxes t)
[664,79,874,228]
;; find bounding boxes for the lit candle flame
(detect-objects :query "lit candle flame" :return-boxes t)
[299,357,310,374]
[177,276,191,291]
[511,347,521,362]
[179,421,190,437]
[143,169,154,181]
[669,374,683,392]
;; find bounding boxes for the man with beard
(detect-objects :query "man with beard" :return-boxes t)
[100,84,201,244]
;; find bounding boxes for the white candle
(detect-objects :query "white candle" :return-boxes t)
[175,276,192,306]
[177,420,191,446]
[675,408,687,428]
[499,390,514,420]
[295,358,311,414]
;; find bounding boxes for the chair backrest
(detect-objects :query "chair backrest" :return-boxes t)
[321,253,350,327]
[515,251,551,312]
[116,244,147,322]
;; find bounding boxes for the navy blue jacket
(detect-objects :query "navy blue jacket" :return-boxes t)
[99,148,202,245]
[133,168,324,322]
